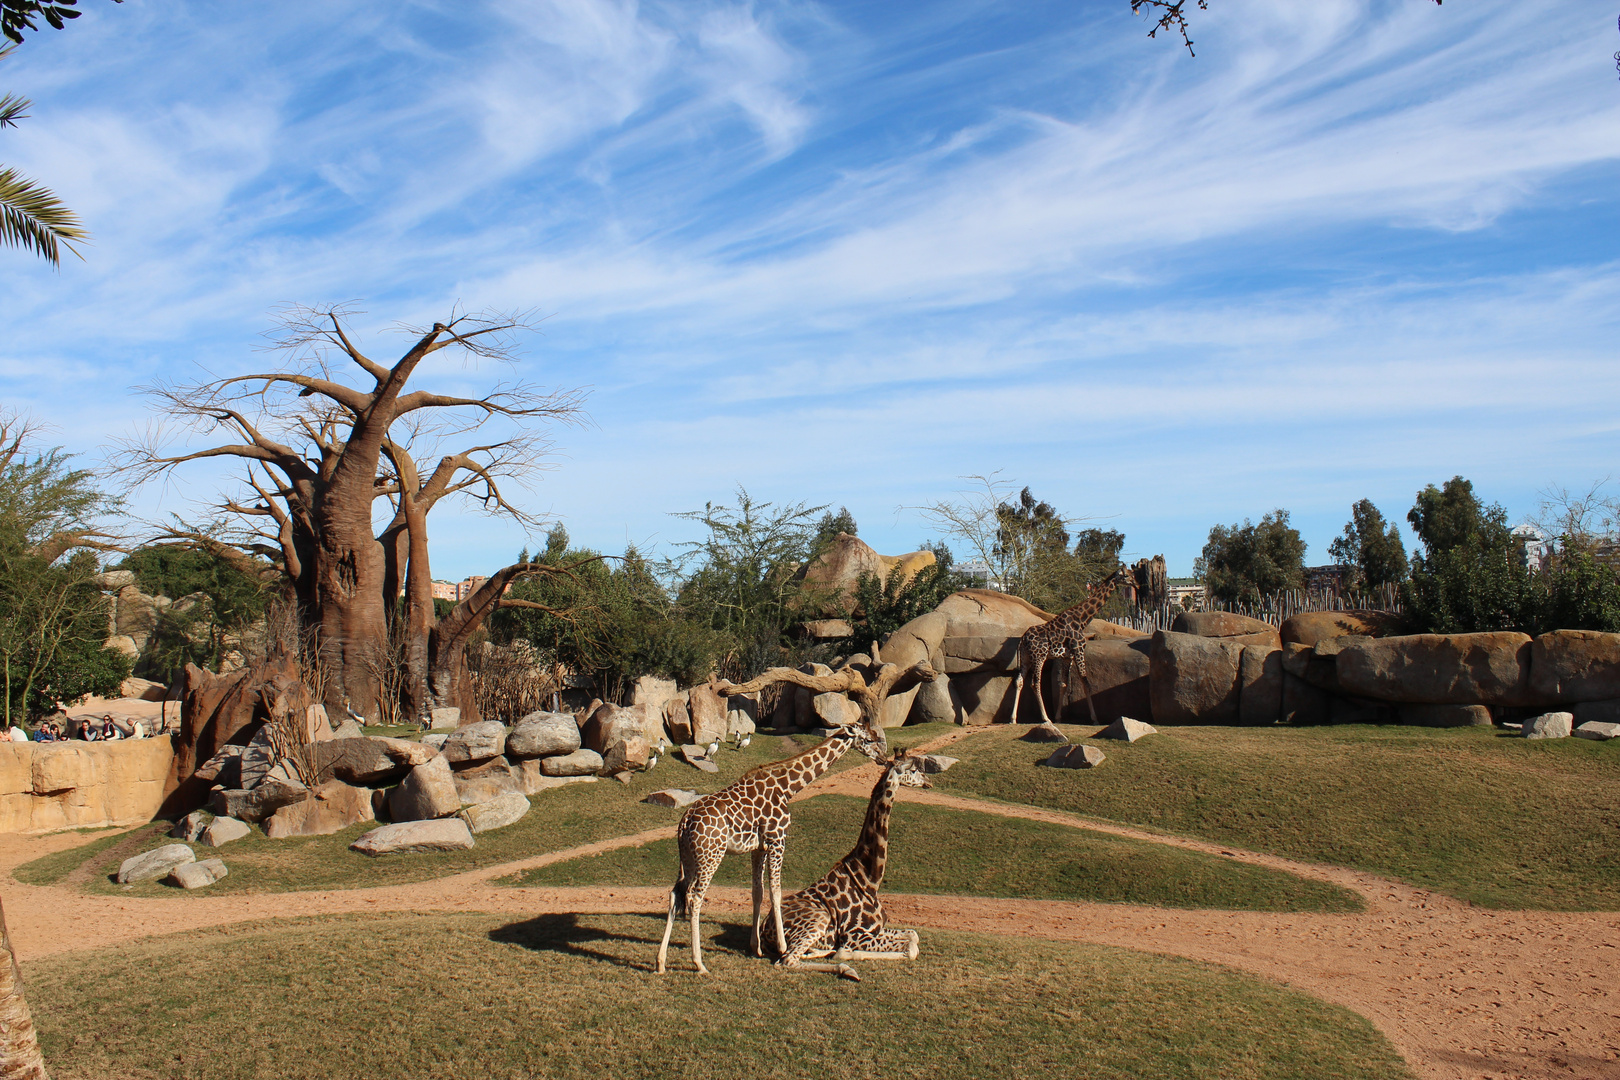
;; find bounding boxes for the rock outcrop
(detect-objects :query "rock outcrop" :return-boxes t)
[0,739,174,834]
[1336,633,1534,705]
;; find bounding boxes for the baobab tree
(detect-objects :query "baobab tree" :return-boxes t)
[117,305,586,722]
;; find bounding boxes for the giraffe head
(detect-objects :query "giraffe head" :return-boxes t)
[887,749,931,789]
[849,719,888,762]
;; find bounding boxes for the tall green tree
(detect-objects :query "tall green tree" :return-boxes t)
[1195,510,1306,604]
[1403,477,1532,634]
[1328,499,1408,593]
[0,417,127,722]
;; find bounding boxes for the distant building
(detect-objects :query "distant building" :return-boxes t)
[1166,580,1204,609]
[431,575,496,603]
[1511,525,1548,572]
[956,560,1001,590]
[431,580,459,602]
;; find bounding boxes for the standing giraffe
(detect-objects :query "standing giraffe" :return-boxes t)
[654,720,889,975]
[1008,565,1130,726]
[777,749,930,981]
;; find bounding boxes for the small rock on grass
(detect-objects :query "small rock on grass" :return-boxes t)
[917,755,958,774]
[644,788,700,808]
[1044,745,1105,770]
[1574,720,1620,741]
[1095,717,1157,743]
[169,858,228,890]
[1020,722,1068,743]
[351,818,475,856]
[118,844,195,884]
[170,809,211,842]
[1524,712,1574,740]
[200,817,250,847]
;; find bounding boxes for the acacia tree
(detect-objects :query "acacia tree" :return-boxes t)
[117,306,586,721]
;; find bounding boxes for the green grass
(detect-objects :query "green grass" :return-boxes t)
[17,728,954,897]
[26,912,1413,1080]
[508,795,1362,912]
[933,723,1620,910]
[10,829,131,886]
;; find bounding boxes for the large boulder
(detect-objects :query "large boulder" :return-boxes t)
[306,736,436,787]
[601,735,650,775]
[1528,630,1620,703]
[882,611,948,669]
[948,672,1014,726]
[450,757,523,804]
[264,780,374,839]
[1336,633,1534,705]
[118,843,195,883]
[1171,611,1275,639]
[1095,717,1155,742]
[687,683,729,746]
[441,721,507,765]
[387,757,461,822]
[909,672,955,724]
[1281,610,1405,648]
[630,675,678,712]
[1044,745,1106,769]
[725,697,758,740]
[351,818,475,856]
[1524,712,1574,740]
[935,590,1050,674]
[540,749,603,777]
[169,858,228,890]
[1149,631,1243,723]
[812,692,861,727]
[1238,645,1283,725]
[1280,643,1342,694]
[796,533,937,615]
[209,780,308,824]
[200,817,250,847]
[1399,704,1492,728]
[663,692,694,745]
[458,792,530,834]
[512,760,598,794]
[1054,638,1152,724]
[580,705,640,754]
[1281,672,1331,725]
[506,712,582,758]
[1086,620,1149,640]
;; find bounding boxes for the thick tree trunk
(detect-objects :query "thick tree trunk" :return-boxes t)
[0,897,48,1080]
[398,497,435,723]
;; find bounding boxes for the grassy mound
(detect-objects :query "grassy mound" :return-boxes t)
[933,723,1620,910]
[13,727,957,896]
[27,912,1412,1080]
[508,795,1362,912]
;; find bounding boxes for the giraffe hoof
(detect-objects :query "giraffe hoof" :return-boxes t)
[838,964,861,982]
[907,931,920,960]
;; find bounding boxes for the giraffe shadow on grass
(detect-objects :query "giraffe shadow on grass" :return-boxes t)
[490,913,757,971]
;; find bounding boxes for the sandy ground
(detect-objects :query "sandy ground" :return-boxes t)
[0,727,1615,1080]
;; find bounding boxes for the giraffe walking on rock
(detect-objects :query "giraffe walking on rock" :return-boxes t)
[777,749,930,981]
[655,720,889,975]
[1008,565,1130,727]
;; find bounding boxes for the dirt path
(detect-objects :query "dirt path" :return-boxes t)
[1,727,1615,1080]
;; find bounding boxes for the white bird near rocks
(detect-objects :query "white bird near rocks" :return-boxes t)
[737,734,751,749]
[706,739,720,758]
[645,752,659,771]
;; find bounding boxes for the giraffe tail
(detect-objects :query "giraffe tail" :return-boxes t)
[670,867,691,918]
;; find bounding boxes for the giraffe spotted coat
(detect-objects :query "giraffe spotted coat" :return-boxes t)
[1010,565,1130,725]
[777,750,929,976]
[655,721,888,974]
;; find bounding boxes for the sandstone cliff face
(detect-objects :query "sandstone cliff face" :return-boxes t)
[795,533,937,617]
[0,739,174,833]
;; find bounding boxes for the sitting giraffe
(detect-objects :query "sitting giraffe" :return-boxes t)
[777,749,930,981]
[654,719,889,975]
[1008,565,1130,726]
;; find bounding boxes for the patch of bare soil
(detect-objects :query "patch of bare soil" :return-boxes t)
[1,725,1614,1080]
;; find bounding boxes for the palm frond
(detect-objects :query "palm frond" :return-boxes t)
[0,91,27,128]
[0,165,87,265]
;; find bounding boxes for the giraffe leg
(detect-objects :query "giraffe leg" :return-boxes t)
[1080,673,1100,725]
[1033,656,1053,725]
[833,928,920,961]
[750,848,767,958]
[688,887,710,975]
[654,867,686,974]
[766,842,788,956]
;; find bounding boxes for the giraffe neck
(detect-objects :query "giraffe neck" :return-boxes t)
[771,728,859,799]
[1052,570,1124,632]
[850,767,899,885]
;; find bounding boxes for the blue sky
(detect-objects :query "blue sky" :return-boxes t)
[2,0,1617,579]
